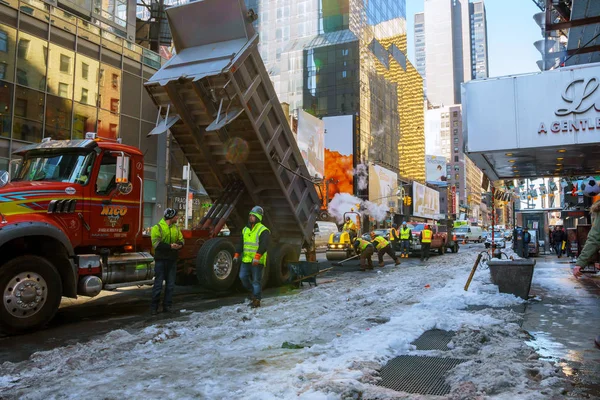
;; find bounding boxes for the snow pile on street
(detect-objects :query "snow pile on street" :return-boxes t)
[0,249,566,399]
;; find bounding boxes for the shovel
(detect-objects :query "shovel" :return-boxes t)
[332,254,359,266]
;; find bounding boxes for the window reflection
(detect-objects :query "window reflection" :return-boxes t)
[75,54,99,107]
[0,25,16,83]
[48,44,74,99]
[13,87,44,142]
[45,94,72,140]
[73,101,97,139]
[15,32,47,91]
[0,81,12,138]
[98,63,120,111]
[98,108,118,138]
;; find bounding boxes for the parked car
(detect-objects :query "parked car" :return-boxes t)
[362,229,390,241]
[485,231,506,248]
[503,230,513,241]
[314,221,340,247]
[482,231,490,241]
[408,223,457,254]
[453,226,484,243]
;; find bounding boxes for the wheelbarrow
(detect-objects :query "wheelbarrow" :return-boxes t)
[287,261,333,287]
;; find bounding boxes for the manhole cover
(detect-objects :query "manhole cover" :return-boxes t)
[377,355,465,396]
[411,329,455,351]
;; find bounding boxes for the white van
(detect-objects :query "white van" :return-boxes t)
[314,221,339,247]
[453,225,484,243]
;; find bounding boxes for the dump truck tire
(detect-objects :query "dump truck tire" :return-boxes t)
[452,243,459,253]
[269,244,300,286]
[438,243,445,255]
[196,238,238,291]
[0,255,62,334]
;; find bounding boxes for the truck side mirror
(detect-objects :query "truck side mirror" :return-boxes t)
[116,155,129,184]
[0,170,8,188]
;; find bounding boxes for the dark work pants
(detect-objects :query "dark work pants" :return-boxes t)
[239,262,264,300]
[421,243,431,261]
[378,245,397,263]
[360,246,374,269]
[151,259,177,310]
[400,240,410,256]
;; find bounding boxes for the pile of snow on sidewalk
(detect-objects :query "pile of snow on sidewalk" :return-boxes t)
[0,249,566,399]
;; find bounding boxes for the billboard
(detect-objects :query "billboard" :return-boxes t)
[368,164,398,207]
[297,110,325,178]
[426,155,447,185]
[413,181,440,220]
[323,115,354,199]
[463,62,600,152]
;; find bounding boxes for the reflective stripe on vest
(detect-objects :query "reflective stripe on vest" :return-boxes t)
[400,227,411,240]
[358,239,372,251]
[373,236,389,250]
[422,230,433,243]
[242,223,269,264]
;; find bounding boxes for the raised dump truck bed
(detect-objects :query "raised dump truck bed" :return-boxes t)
[144,0,320,287]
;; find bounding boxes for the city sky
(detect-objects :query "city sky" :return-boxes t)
[406,0,542,78]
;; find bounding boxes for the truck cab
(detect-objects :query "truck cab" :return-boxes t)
[0,134,152,333]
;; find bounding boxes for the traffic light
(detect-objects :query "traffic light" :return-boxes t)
[403,196,412,206]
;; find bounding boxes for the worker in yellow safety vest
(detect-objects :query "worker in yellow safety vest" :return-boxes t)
[343,216,358,240]
[399,221,412,258]
[370,231,400,267]
[234,206,271,308]
[389,223,400,252]
[420,224,433,262]
[353,238,375,271]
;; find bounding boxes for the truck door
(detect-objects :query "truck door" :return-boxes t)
[86,151,140,243]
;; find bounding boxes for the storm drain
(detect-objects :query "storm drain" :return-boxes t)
[411,329,455,351]
[377,355,465,396]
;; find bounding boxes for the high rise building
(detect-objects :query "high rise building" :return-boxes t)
[414,12,426,93]
[0,0,167,228]
[470,1,489,79]
[417,0,488,106]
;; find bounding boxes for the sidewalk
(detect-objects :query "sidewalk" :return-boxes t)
[524,254,600,398]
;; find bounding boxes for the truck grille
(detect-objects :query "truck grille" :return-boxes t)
[48,199,77,214]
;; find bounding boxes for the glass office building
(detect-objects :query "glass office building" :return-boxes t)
[0,0,165,228]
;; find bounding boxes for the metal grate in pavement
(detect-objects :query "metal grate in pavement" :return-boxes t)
[411,329,455,351]
[377,355,465,396]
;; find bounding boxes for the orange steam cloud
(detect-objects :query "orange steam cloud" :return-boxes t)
[325,148,353,202]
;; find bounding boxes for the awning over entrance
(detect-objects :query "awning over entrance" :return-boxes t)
[463,62,600,180]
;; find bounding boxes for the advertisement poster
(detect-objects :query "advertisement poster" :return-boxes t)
[413,181,440,220]
[323,115,354,199]
[425,155,447,185]
[368,164,398,207]
[297,110,325,178]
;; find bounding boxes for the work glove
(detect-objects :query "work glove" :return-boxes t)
[233,253,240,265]
[252,253,261,267]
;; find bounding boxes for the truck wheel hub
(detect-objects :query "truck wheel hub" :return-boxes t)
[4,272,47,318]
[213,250,232,280]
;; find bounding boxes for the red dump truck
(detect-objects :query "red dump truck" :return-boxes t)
[0,0,320,333]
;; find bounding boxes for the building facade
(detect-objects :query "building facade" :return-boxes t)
[0,0,166,229]
[414,12,425,95]
[470,0,489,79]
[418,0,488,106]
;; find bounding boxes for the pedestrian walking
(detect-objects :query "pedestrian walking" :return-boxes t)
[573,200,600,348]
[399,221,412,258]
[234,206,270,308]
[370,231,400,267]
[552,227,563,258]
[522,227,531,258]
[150,208,184,315]
[420,224,433,261]
[353,238,375,271]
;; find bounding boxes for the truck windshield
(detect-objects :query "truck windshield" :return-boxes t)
[15,152,94,184]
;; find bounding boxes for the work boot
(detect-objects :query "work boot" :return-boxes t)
[251,299,261,308]
[150,308,158,316]
[163,307,174,314]
[395,258,400,266]
[378,262,385,268]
